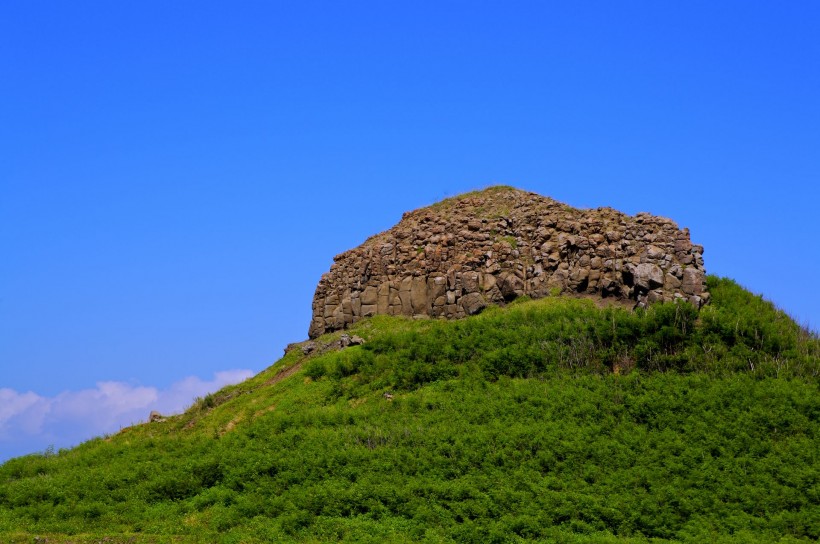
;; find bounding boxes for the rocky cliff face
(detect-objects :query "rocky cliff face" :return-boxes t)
[309,186,708,338]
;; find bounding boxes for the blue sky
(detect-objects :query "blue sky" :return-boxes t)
[2,2,819,461]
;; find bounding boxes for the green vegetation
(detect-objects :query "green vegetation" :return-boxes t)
[428,185,517,210]
[427,185,517,220]
[496,235,518,249]
[1,277,817,542]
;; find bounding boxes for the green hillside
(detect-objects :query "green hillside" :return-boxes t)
[1,277,818,543]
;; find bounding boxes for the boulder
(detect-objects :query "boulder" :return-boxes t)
[681,267,705,295]
[634,263,664,290]
[410,277,428,313]
[499,272,525,300]
[461,292,487,315]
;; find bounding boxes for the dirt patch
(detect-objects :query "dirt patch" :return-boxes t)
[220,414,244,436]
[265,360,304,386]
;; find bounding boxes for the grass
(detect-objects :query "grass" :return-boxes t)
[0,276,817,542]
[425,185,519,220]
[496,235,518,248]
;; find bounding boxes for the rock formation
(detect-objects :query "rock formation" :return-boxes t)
[308,186,708,338]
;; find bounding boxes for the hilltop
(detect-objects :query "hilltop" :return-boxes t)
[310,186,707,338]
[1,189,818,543]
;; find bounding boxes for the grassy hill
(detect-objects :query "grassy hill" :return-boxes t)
[1,277,818,543]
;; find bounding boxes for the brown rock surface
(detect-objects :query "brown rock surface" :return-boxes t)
[308,186,708,338]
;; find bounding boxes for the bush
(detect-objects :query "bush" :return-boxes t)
[1,275,817,542]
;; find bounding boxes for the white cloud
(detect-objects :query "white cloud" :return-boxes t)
[0,389,49,436]
[0,369,254,462]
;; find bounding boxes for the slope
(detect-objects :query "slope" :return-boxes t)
[0,277,818,543]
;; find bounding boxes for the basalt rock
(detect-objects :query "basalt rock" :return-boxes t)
[308,186,709,338]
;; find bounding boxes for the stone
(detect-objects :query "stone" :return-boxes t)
[646,245,665,260]
[668,263,683,279]
[461,292,487,315]
[634,263,664,290]
[681,267,705,295]
[499,272,525,300]
[410,276,428,313]
[569,267,589,287]
[462,271,480,293]
[341,295,353,317]
[664,273,682,291]
[339,333,366,348]
[647,289,664,304]
[361,289,379,310]
[428,275,447,301]
[675,239,692,253]
[481,273,497,291]
[398,277,413,315]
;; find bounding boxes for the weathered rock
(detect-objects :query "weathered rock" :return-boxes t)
[664,273,682,291]
[361,286,378,306]
[410,277,428,313]
[462,271,481,294]
[499,272,525,300]
[461,292,487,315]
[285,340,314,355]
[681,267,705,295]
[634,263,664,291]
[339,333,366,348]
[307,186,709,338]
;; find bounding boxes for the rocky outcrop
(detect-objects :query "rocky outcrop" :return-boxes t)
[285,333,365,357]
[308,186,708,338]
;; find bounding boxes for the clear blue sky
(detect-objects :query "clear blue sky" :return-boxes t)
[2,1,819,460]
